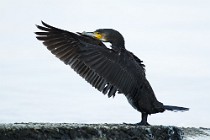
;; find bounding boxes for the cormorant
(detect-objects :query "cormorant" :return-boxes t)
[35,21,189,125]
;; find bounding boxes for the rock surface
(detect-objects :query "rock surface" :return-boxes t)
[0,123,209,140]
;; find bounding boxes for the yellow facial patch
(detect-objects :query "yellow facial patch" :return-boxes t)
[94,32,103,40]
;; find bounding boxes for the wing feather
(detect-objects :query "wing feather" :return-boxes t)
[35,21,145,98]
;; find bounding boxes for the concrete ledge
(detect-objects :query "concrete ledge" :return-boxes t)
[0,123,209,140]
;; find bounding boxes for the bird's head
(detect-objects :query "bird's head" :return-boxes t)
[82,29,125,49]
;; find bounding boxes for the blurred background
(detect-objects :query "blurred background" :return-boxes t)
[0,0,210,127]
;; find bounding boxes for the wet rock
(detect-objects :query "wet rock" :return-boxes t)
[181,127,210,140]
[0,123,209,140]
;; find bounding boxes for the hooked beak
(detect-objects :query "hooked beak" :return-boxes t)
[81,31,95,37]
[81,31,106,41]
[81,31,96,38]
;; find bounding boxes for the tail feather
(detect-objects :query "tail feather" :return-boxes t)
[164,105,189,112]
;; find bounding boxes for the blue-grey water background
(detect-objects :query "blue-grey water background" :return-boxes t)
[0,0,210,128]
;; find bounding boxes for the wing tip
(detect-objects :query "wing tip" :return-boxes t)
[35,20,54,32]
[41,20,49,27]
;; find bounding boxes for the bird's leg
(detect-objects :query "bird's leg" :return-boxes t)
[137,113,150,126]
[123,113,150,126]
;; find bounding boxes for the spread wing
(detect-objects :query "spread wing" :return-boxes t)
[35,21,146,98]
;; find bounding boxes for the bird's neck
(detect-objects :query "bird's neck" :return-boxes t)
[111,40,125,51]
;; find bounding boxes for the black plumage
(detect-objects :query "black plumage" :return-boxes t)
[35,21,189,125]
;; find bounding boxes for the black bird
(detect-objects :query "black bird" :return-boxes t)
[35,21,189,125]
